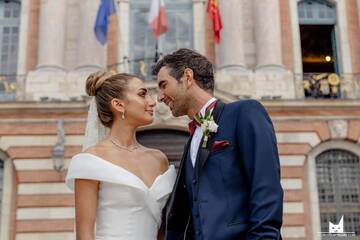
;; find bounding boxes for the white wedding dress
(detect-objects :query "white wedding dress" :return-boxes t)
[66,153,176,240]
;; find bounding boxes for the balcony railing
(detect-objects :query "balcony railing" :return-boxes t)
[108,56,159,81]
[0,72,347,102]
[303,72,341,99]
[0,74,19,101]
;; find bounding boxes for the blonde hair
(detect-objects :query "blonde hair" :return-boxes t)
[85,70,137,128]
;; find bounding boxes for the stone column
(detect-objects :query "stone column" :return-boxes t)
[25,0,67,100]
[66,0,107,99]
[193,0,206,55]
[117,0,130,72]
[216,0,246,71]
[37,0,67,70]
[358,0,360,28]
[254,0,283,70]
[252,0,296,99]
[16,0,30,100]
[214,0,254,98]
[76,0,106,70]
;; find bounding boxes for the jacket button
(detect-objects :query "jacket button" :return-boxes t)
[192,179,197,185]
[195,213,199,218]
[196,230,201,236]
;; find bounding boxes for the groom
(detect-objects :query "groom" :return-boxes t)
[153,48,283,240]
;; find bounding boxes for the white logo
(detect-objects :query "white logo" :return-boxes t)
[329,216,344,233]
[319,215,356,239]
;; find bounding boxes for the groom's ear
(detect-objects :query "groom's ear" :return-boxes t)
[183,68,194,89]
[110,98,125,114]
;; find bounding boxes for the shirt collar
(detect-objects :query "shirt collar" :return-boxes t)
[199,97,217,117]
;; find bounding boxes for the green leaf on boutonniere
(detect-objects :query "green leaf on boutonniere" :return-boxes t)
[194,114,202,124]
[204,110,210,119]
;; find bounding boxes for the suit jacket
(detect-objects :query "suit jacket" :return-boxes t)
[165,99,283,240]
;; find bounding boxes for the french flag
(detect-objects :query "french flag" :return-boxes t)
[148,0,168,38]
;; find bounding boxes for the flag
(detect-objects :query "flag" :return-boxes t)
[94,0,116,45]
[207,0,223,43]
[148,0,168,38]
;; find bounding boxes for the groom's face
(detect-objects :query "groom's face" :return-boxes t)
[156,67,189,117]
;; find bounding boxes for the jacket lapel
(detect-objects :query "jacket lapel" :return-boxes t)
[166,136,192,217]
[178,136,192,178]
[195,100,226,179]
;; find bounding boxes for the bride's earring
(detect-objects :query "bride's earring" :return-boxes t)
[122,112,125,119]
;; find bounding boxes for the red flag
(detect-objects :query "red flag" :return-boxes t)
[207,0,223,43]
[148,0,168,38]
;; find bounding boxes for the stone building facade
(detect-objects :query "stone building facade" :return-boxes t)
[0,0,360,240]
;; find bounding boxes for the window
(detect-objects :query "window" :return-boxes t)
[298,0,336,25]
[316,149,360,234]
[298,0,340,98]
[0,1,20,101]
[130,0,193,79]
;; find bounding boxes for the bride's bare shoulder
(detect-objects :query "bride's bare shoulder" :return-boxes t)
[141,146,169,170]
[83,140,111,156]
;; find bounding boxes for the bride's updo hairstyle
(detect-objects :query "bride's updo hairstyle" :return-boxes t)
[85,70,137,128]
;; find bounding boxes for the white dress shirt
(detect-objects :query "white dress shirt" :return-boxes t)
[190,97,217,167]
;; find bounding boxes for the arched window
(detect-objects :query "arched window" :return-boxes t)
[0,1,20,101]
[130,0,193,79]
[316,149,360,234]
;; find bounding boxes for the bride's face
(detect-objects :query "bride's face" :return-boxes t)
[122,78,156,126]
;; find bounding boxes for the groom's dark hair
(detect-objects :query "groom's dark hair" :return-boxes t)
[152,48,215,92]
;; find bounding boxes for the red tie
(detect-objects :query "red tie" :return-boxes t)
[188,118,200,136]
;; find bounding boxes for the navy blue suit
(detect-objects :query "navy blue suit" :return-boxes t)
[165,100,283,240]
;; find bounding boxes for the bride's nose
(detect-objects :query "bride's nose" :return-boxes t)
[148,95,156,107]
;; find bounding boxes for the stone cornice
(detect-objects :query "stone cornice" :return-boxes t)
[0,101,88,112]
[0,99,359,120]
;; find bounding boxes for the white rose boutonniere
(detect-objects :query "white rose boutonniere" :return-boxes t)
[194,110,218,148]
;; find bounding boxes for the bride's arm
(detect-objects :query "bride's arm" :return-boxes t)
[74,179,99,240]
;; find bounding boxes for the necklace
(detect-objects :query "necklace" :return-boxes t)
[110,138,140,152]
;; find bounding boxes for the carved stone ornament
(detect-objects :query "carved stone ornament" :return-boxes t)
[328,120,348,139]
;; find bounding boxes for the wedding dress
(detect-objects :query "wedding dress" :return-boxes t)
[65,98,176,239]
[66,153,176,240]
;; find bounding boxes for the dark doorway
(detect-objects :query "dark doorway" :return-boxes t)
[300,25,337,73]
[137,129,189,168]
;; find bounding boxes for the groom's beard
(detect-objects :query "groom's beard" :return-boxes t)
[170,93,189,117]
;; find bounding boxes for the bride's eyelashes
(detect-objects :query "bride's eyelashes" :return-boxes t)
[138,88,148,98]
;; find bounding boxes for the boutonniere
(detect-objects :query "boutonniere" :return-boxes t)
[194,109,218,148]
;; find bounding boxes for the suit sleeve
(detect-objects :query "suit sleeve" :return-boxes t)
[236,100,283,240]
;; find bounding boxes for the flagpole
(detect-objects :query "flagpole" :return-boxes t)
[151,39,159,79]
[154,39,159,63]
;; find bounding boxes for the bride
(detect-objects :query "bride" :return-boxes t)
[65,71,176,240]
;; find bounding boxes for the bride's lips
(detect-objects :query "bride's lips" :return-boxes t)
[146,110,154,116]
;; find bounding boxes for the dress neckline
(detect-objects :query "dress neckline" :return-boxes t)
[76,153,174,190]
